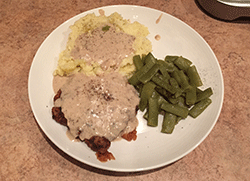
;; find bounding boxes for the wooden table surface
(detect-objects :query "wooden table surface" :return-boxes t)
[1,0,249,180]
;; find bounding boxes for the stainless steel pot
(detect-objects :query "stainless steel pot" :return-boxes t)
[196,0,250,20]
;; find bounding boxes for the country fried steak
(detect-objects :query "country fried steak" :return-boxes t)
[52,88,138,162]
[52,107,67,127]
[52,89,67,126]
[84,136,115,162]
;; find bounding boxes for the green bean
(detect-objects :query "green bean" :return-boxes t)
[185,86,197,106]
[147,97,159,127]
[174,56,192,71]
[155,86,179,105]
[187,65,203,87]
[196,87,213,103]
[179,70,191,90]
[134,83,143,97]
[169,78,182,97]
[158,59,178,72]
[136,63,155,80]
[169,78,179,89]
[136,56,156,81]
[155,86,171,99]
[189,98,212,118]
[152,76,176,94]
[161,102,189,118]
[160,67,171,79]
[139,82,156,111]
[128,73,140,86]
[172,70,181,85]
[176,96,188,109]
[141,54,146,64]
[139,64,160,84]
[153,92,167,113]
[155,84,178,104]
[151,89,160,99]
[143,110,149,120]
[161,113,177,134]
[175,116,182,125]
[144,52,156,65]
[196,87,203,94]
[172,70,191,91]
[165,55,179,63]
[156,61,171,79]
[133,55,143,71]
[156,73,165,80]
[168,96,178,104]
[157,95,168,107]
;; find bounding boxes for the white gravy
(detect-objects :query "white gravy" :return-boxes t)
[53,72,139,142]
[70,24,135,70]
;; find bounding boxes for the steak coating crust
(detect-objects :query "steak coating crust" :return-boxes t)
[52,107,67,127]
[52,89,137,162]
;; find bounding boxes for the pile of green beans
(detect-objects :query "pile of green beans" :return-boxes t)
[129,53,213,134]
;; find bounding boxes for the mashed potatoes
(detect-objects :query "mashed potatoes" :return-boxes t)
[53,12,152,77]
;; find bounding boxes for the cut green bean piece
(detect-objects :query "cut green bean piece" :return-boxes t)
[134,83,143,97]
[160,67,171,80]
[157,95,168,107]
[172,70,191,91]
[176,96,188,109]
[186,86,197,106]
[161,102,189,118]
[172,70,182,85]
[174,56,192,71]
[139,82,156,111]
[175,116,182,125]
[141,54,146,64]
[196,87,203,94]
[168,97,178,104]
[152,76,176,94]
[144,52,156,65]
[147,97,159,127]
[155,92,164,113]
[187,65,203,87]
[196,87,213,103]
[136,59,156,80]
[175,89,183,98]
[169,78,179,90]
[139,64,160,84]
[161,113,177,134]
[165,55,179,63]
[143,110,149,120]
[155,86,172,101]
[151,90,160,99]
[157,61,171,79]
[189,98,212,118]
[133,55,143,71]
[158,59,177,72]
[155,84,178,104]
[178,70,191,90]
[128,73,140,86]
[169,78,182,97]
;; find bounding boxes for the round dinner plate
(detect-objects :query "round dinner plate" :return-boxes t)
[28,5,224,172]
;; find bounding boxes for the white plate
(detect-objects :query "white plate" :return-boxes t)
[28,5,224,172]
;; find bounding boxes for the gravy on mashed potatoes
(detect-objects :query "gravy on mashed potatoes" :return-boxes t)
[70,23,135,71]
[53,12,152,77]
